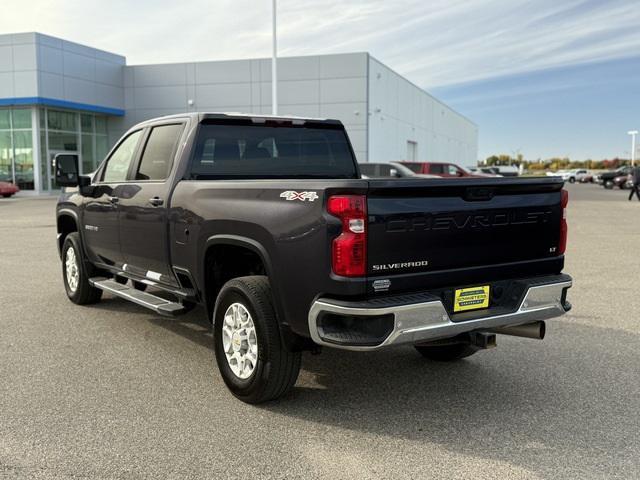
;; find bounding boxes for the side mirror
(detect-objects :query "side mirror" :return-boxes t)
[389,168,399,177]
[456,170,464,177]
[55,154,80,187]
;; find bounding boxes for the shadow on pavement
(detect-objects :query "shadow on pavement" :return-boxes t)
[91,294,639,477]
[267,323,639,478]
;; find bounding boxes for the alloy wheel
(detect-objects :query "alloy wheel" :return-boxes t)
[65,246,80,293]
[222,303,259,379]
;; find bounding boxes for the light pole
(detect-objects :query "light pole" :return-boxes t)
[628,130,638,166]
[271,0,278,116]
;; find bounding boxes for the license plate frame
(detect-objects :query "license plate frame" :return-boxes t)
[454,285,490,313]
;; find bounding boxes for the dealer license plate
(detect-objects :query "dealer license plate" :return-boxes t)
[454,285,490,312]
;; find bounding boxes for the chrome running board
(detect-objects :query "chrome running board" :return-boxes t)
[89,277,185,317]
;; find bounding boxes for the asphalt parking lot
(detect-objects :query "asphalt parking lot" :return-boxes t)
[1,183,639,479]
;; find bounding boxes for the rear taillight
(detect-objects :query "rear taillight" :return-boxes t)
[558,189,568,255]
[327,195,367,277]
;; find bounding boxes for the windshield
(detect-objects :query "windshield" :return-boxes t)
[189,123,358,179]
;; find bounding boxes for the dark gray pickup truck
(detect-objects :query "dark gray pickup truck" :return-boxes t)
[55,112,572,403]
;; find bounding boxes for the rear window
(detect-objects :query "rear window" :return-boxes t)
[189,123,357,179]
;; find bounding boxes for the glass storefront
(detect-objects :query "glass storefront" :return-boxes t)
[0,108,34,190]
[0,106,112,193]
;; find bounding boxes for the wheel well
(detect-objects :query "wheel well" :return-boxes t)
[204,243,267,318]
[57,214,78,257]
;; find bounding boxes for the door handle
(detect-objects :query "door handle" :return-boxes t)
[149,197,164,207]
[107,195,119,204]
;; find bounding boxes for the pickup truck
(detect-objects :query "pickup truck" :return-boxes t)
[55,112,572,404]
[598,166,634,189]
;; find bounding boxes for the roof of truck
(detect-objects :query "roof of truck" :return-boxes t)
[134,112,343,126]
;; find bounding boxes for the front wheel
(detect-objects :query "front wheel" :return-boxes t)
[213,276,301,404]
[604,180,614,189]
[569,177,576,183]
[62,232,102,305]
[415,343,478,361]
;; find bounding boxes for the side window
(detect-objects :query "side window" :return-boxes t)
[359,164,375,177]
[102,130,143,182]
[448,165,460,175]
[136,124,184,181]
[430,164,444,174]
[378,165,392,177]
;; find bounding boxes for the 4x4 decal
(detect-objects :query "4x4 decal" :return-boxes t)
[279,191,319,202]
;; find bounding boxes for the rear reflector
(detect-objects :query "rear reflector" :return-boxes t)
[327,195,367,277]
[559,189,568,255]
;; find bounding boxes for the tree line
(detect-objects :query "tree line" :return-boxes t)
[484,155,632,171]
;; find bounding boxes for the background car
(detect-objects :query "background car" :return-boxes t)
[546,169,589,183]
[0,181,19,198]
[599,166,634,189]
[493,165,520,177]
[613,174,632,189]
[399,161,497,177]
[359,162,438,179]
[579,173,594,183]
[469,166,503,176]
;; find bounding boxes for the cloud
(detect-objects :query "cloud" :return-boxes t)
[3,0,639,88]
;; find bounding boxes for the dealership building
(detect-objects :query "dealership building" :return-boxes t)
[0,32,478,194]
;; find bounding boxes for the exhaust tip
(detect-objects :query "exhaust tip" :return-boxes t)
[487,321,546,340]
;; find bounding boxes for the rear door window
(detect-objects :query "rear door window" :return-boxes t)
[402,163,422,173]
[136,124,184,181]
[359,164,377,177]
[429,164,444,174]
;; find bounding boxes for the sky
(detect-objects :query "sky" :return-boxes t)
[4,0,640,160]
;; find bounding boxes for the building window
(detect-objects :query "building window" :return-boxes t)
[0,107,34,190]
[39,108,110,191]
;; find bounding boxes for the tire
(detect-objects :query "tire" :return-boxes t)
[2,194,11,198]
[569,177,576,183]
[62,232,102,305]
[213,276,301,404]
[415,343,478,361]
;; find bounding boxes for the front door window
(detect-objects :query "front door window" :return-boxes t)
[102,130,143,183]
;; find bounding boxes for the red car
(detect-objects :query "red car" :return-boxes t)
[0,181,19,198]
[399,162,494,178]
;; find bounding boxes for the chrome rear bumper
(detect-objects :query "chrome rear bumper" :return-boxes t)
[308,275,572,351]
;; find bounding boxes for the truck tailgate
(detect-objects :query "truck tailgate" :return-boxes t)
[366,177,564,281]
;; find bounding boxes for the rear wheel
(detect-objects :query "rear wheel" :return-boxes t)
[604,180,614,189]
[62,233,102,305]
[213,276,301,404]
[415,343,478,361]
[569,177,576,183]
